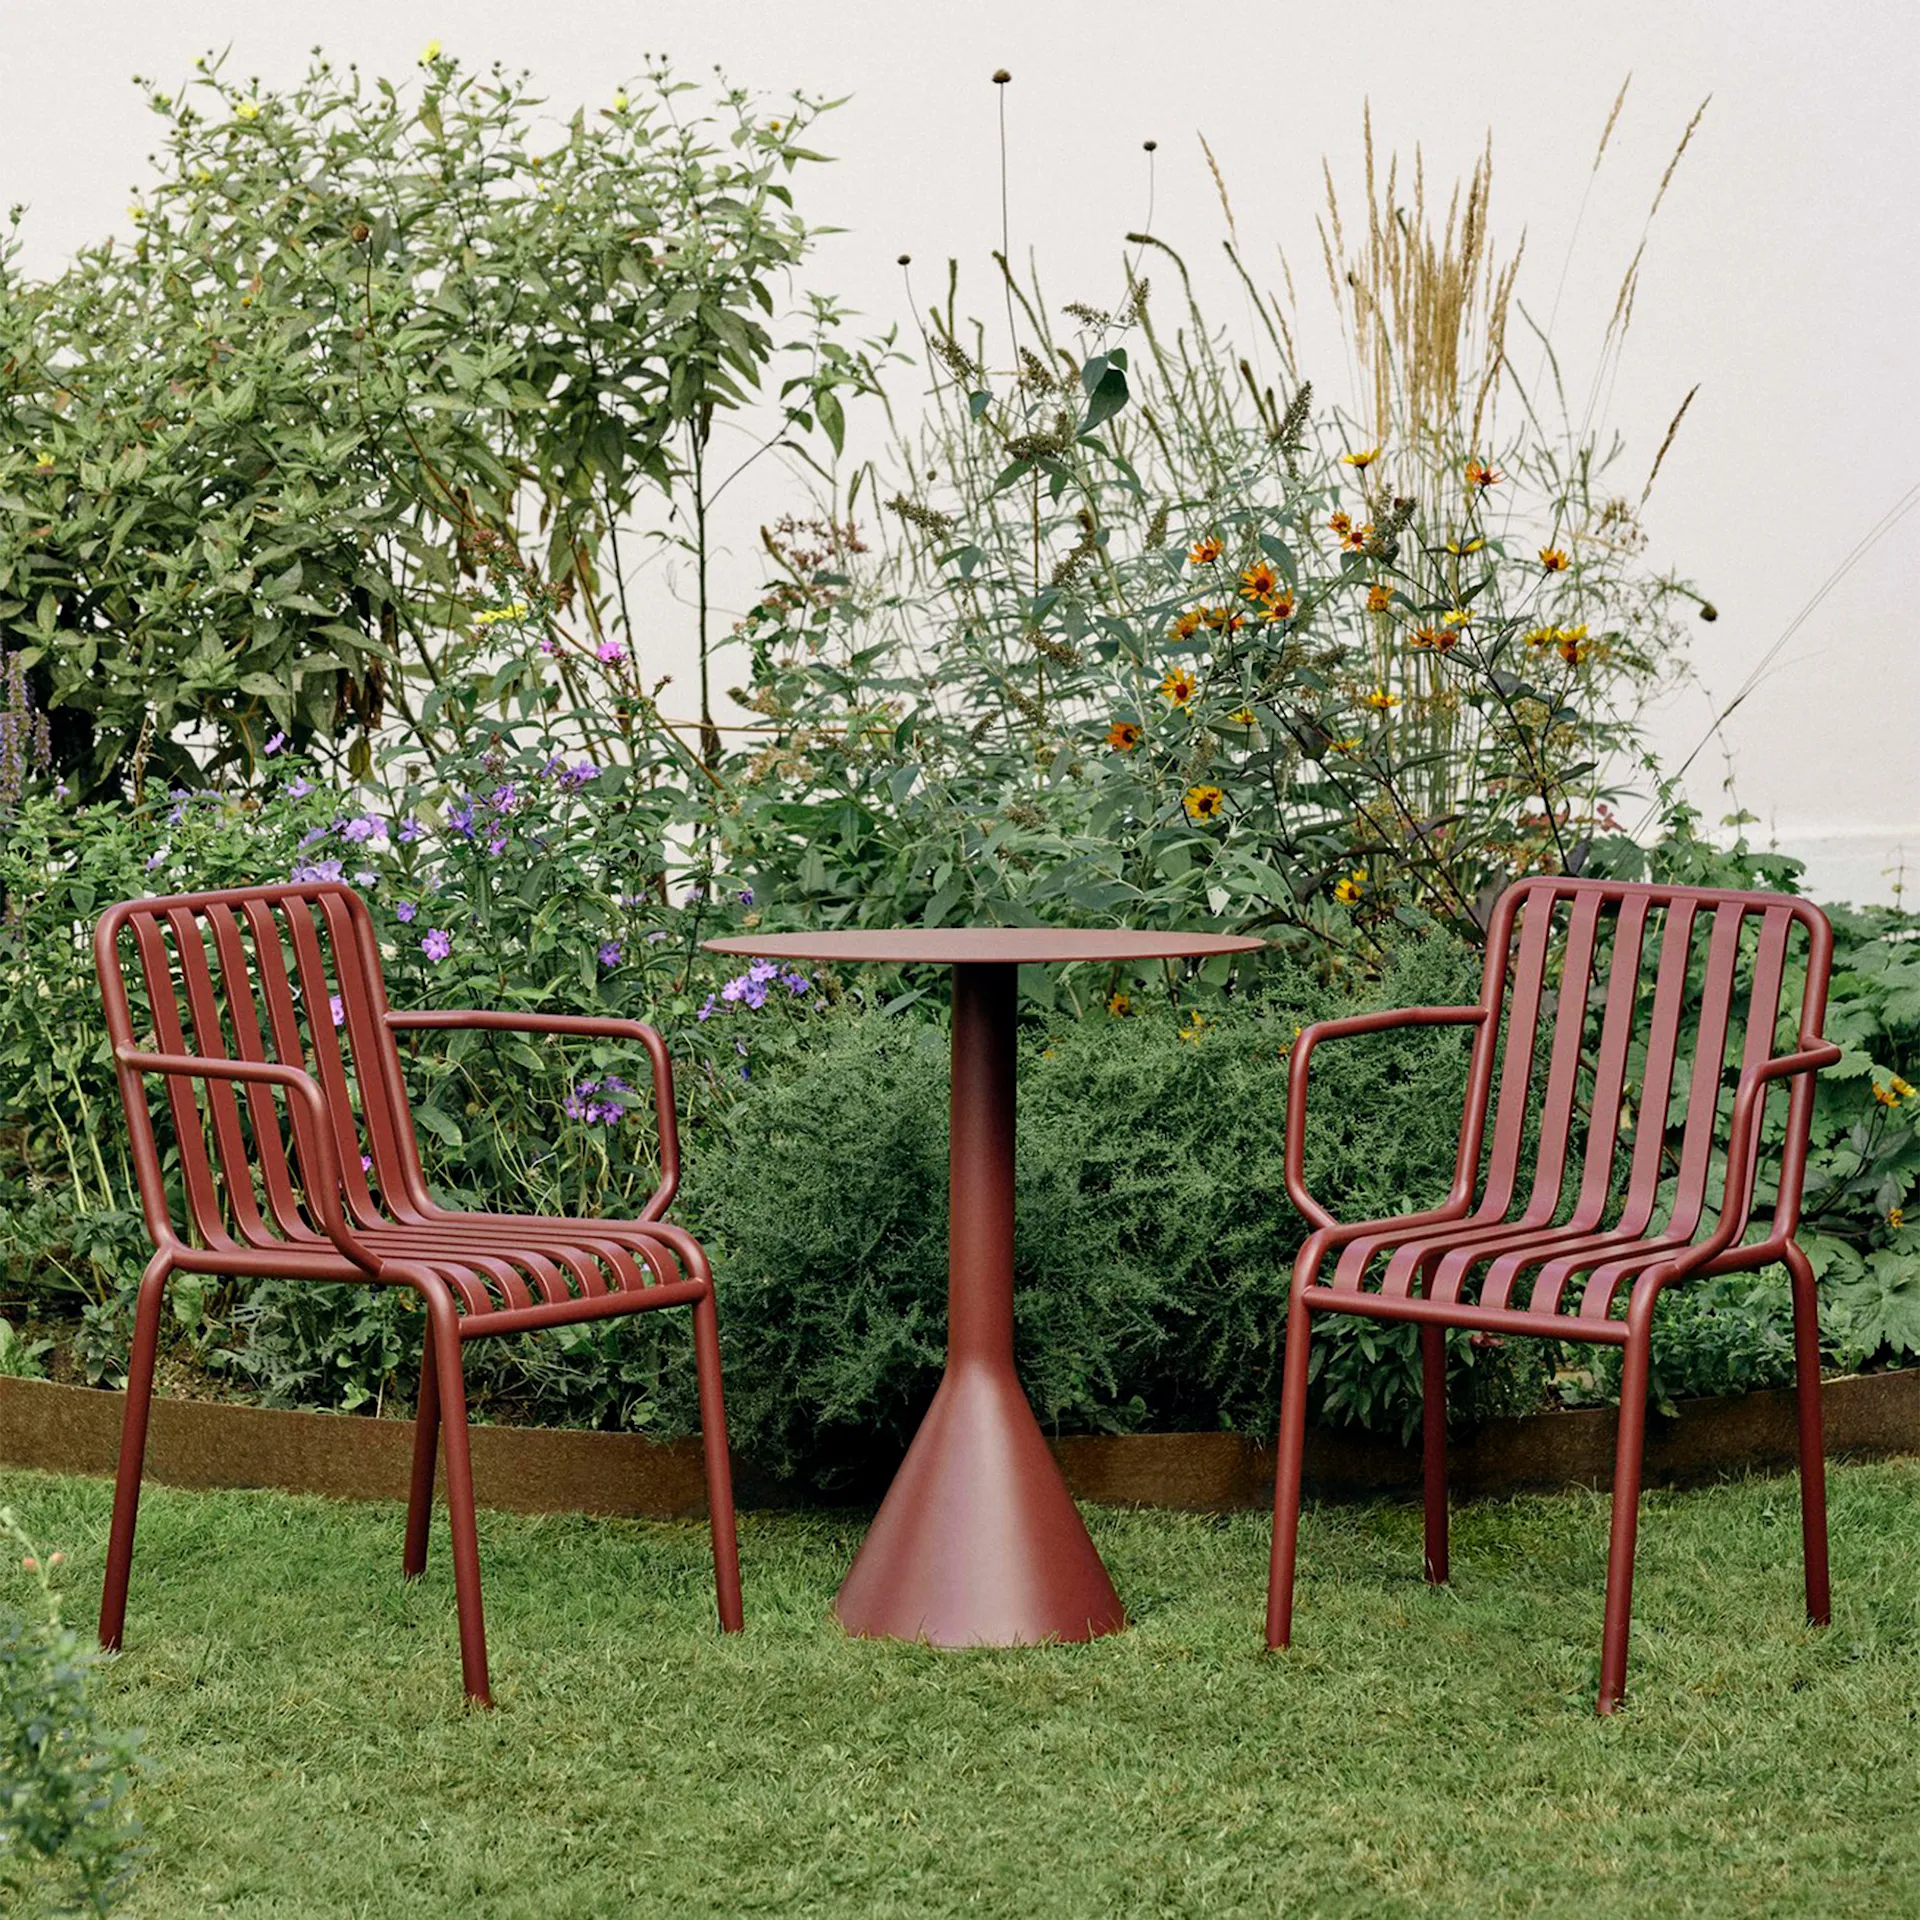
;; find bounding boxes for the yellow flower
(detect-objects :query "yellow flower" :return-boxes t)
[1106,720,1142,752]
[1443,537,1485,556]
[1362,687,1399,711]
[1199,604,1244,634]
[1409,624,1455,653]
[1341,521,1374,554]
[1442,607,1473,628]
[1327,510,1352,539]
[1333,867,1366,905]
[1239,560,1278,602]
[1256,589,1296,623]
[1169,608,1203,641]
[421,39,443,61]
[613,89,630,111]
[1365,583,1392,612]
[1343,446,1382,469]
[1160,667,1198,707]
[1891,1206,1907,1231]
[1522,624,1557,649]
[1107,990,1133,1017]
[32,449,53,472]
[1178,1009,1208,1044]
[1875,1075,1916,1109]
[1539,546,1570,572]
[234,100,261,122]
[1226,706,1256,726]
[1188,534,1222,566]
[1183,784,1226,823]
[1555,623,1590,666]
[1465,460,1502,489]
[1329,737,1361,754]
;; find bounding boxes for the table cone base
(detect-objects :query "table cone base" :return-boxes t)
[833,1362,1126,1645]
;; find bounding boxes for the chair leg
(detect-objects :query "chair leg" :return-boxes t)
[690,1291,744,1634]
[426,1299,491,1707]
[99,1252,171,1654]
[1422,1322,1449,1585]
[1266,1289,1314,1649]
[1597,1319,1653,1716]
[403,1325,441,1581]
[1785,1240,1832,1626]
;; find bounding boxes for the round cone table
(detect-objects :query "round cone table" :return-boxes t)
[704,927,1264,1646]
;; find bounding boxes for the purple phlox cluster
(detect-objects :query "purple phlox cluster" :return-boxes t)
[486,833,509,856]
[166,788,189,828]
[297,825,327,849]
[144,850,166,873]
[265,730,287,755]
[597,940,622,968]
[286,776,313,799]
[559,760,599,790]
[645,930,669,945]
[711,958,814,1014]
[395,900,417,923]
[447,795,477,839]
[421,928,453,962]
[291,856,346,885]
[697,995,717,1022]
[0,650,51,811]
[353,869,377,888]
[328,993,345,1026]
[339,813,389,849]
[395,815,425,845]
[563,1073,635,1126]
[596,639,626,667]
[738,887,754,907]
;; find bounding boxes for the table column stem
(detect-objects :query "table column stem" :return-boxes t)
[948,962,1016,1368]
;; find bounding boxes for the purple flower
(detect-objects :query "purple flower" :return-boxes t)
[340,814,387,846]
[298,826,327,849]
[719,976,748,1005]
[421,929,453,963]
[145,851,166,873]
[645,930,669,945]
[563,1074,635,1126]
[782,971,812,995]
[596,639,626,667]
[447,797,476,839]
[697,994,717,1022]
[287,776,313,799]
[360,1153,374,1173]
[353,869,376,889]
[748,959,779,983]
[597,941,622,967]
[265,730,287,755]
[328,993,345,1026]
[538,636,558,657]
[738,887,754,907]
[395,815,424,845]
[561,760,600,790]
[489,783,517,813]
[291,857,345,884]
[395,900,417,923]
[485,834,508,856]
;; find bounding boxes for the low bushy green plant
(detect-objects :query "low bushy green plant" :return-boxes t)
[0,1511,141,1913]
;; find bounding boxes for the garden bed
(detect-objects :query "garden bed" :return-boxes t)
[5,1367,1918,1517]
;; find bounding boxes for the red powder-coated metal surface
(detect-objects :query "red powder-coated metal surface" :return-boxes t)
[705,928,1264,966]
[94,882,743,1705]
[1266,875,1841,1715]
[706,927,1256,1645]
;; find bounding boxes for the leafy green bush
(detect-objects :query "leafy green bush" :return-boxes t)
[0,1512,141,1913]
[680,936,1513,1486]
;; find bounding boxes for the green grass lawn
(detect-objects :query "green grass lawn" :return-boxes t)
[6,1461,1920,1917]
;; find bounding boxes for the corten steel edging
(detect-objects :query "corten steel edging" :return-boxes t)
[6,1368,1920,1517]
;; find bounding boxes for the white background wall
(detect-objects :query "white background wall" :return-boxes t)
[3,1,1914,899]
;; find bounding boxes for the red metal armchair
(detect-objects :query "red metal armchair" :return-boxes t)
[1268,876,1841,1713]
[94,882,742,1705]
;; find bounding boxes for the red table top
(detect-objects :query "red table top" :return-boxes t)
[703,928,1265,965]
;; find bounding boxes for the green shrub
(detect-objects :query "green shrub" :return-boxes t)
[0,1512,141,1914]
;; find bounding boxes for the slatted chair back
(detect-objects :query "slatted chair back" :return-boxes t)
[1448,875,1835,1310]
[96,883,425,1260]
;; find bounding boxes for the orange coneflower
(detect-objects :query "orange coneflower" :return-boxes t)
[1327,510,1353,539]
[1188,534,1223,566]
[1239,560,1278,602]
[1106,720,1142,752]
[1365,583,1393,612]
[1183,783,1226,823]
[1160,666,1199,706]
[1539,546,1570,572]
[1465,460,1502,489]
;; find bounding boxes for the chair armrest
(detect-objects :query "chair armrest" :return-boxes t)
[1663,1041,1845,1283]
[384,1010,681,1219]
[1284,1006,1489,1231]
[113,1048,380,1273]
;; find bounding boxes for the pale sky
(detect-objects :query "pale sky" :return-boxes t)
[4,0,1914,898]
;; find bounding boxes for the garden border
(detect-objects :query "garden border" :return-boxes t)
[3,1369,1920,1515]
